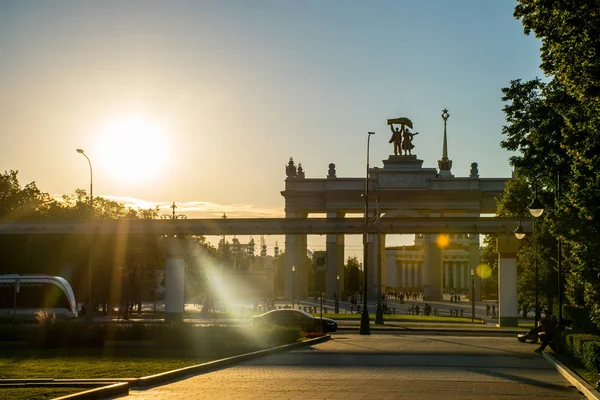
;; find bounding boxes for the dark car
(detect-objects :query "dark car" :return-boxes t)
[251,309,337,333]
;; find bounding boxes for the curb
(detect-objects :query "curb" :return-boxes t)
[53,382,129,400]
[336,326,519,336]
[135,334,331,387]
[543,352,600,400]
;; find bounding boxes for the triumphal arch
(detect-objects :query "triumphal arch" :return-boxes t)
[281,110,516,323]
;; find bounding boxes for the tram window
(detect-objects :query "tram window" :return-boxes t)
[18,283,70,309]
[0,283,15,308]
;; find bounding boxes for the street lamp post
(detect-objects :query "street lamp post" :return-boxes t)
[528,173,563,322]
[76,149,93,323]
[221,213,227,271]
[335,274,340,314]
[360,131,375,335]
[292,265,296,309]
[471,269,475,322]
[374,170,384,325]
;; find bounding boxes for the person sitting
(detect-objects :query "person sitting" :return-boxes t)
[518,309,557,352]
[534,310,558,353]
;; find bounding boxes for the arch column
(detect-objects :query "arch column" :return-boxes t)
[367,233,378,300]
[284,212,307,300]
[452,263,458,290]
[497,235,520,327]
[326,211,345,300]
[469,235,482,301]
[423,234,442,301]
[158,237,194,322]
[401,262,407,289]
[444,262,450,289]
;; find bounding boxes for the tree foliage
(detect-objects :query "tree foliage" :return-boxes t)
[500,0,600,328]
[344,256,363,294]
[0,170,220,314]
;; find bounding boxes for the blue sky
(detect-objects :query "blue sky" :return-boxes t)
[0,1,542,256]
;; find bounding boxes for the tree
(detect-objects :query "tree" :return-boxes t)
[500,0,600,328]
[345,256,363,294]
[0,170,53,219]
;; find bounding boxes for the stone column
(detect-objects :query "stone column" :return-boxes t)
[159,237,194,322]
[298,234,308,299]
[325,235,344,299]
[469,236,482,301]
[419,261,424,288]
[497,235,520,327]
[379,234,386,295]
[452,263,458,291]
[326,211,345,300]
[444,263,450,289]
[284,234,298,299]
[401,262,406,289]
[367,233,378,300]
[423,234,443,301]
[386,250,397,290]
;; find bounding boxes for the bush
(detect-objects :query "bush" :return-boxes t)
[564,306,596,333]
[34,310,56,325]
[582,341,600,373]
[0,322,302,351]
[560,331,600,376]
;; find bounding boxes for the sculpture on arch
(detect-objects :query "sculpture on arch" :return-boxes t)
[286,157,297,178]
[387,117,419,156]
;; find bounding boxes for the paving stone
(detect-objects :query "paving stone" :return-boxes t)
[127,334,585,399]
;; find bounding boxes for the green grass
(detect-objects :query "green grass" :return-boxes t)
[0,387,83,400]
[553,352,599,388]
[0,347,251,379]
[315,313,485,324]
[519,321,535,329]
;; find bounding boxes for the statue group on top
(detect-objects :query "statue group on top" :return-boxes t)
[388,117,419,156]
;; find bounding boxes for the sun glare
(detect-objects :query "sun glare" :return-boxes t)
[95,115,169,183]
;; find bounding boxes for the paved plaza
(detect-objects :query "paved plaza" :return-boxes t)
[126,333,585,399]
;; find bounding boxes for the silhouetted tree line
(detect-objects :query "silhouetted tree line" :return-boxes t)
[0,170,217,313]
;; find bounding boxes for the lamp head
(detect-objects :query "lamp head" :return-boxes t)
[76,149,84,154]
[292,266,295,272]
[528,196,545,218]
[368,132,375,135]
[514,222,526,240]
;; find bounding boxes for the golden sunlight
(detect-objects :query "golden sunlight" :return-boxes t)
[436,234,450,248]
[95,115,169,183]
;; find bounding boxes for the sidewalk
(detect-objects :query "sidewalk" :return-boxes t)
[127,333,588,399]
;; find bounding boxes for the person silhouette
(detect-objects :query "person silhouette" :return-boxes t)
[389,124,404,155]
[401,128,419,155]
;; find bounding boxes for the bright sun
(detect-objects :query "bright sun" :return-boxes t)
[95,115,169,183]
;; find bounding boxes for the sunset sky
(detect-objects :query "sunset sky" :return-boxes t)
[0,1,541,258]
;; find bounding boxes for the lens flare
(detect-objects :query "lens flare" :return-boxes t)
[436,234,450,248]
[476,263,492,279]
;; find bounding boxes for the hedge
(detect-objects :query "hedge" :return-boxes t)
[0,322,303,350]
[560,330,600,377]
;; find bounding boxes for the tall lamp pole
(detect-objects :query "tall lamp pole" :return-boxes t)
[374,170,384,325]
[76,149,93,323]
[292,265,296,309]
[471,269,475,322]
[335,274,340,314]
[360,131,375,335]
[221,213,227,271]
[528,173,563,322]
